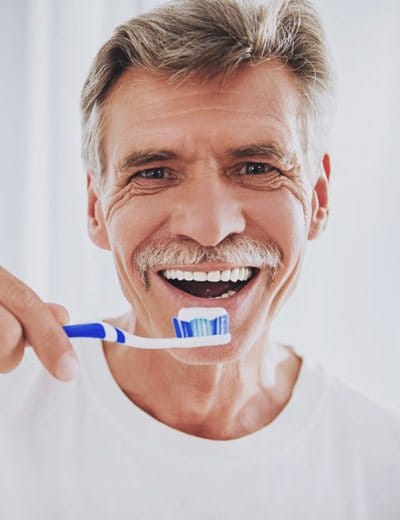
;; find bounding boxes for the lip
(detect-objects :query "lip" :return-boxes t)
[153,266,261,312]
[155,263,259,273]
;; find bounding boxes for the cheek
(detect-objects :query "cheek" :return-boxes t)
[245,189,308,265]
[106,197,169,259]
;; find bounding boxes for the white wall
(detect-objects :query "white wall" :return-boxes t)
[273,0,400,405]
[0,0,399,407]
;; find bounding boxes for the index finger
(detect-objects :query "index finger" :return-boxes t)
[0,266,79,381]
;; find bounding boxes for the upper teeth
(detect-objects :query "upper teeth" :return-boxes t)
[162,267,253,282]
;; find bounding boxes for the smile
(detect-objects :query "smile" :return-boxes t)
[159,267,259,299]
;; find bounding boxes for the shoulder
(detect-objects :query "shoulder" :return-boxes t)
[315,364,400,456]
[325,370,400,428]
[297,355,400,428]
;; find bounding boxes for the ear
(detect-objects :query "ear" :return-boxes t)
[307,153,331,241]
[87,171,111,250]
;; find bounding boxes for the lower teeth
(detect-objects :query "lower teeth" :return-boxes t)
[215,289,237,299]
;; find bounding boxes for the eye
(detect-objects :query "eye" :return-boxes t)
[239,162,278,175]
[135,167,168,180]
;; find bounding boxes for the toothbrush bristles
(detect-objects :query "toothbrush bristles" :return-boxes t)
[173,314,229,338]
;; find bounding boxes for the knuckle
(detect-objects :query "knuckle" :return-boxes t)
[5,283,40,314]
[37,324,58,343]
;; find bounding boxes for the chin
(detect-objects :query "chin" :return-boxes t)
[166,325,261,366]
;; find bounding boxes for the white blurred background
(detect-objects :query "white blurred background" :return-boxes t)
[0,0,399,407]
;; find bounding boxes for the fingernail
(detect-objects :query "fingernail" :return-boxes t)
[59,309,70,325]
[56,351,80,381]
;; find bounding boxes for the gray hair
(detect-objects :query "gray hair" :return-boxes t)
[81,0,333,181]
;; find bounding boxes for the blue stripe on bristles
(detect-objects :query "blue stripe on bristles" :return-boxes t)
[211,318,216,335]
[183,321,193,337]
[223,314,229,334]
[193,319,199,336]
[214,317,219,335]
[172,318,182,338]
[206,319,212,335]
[197,318,209,336]
[213,317,218,335]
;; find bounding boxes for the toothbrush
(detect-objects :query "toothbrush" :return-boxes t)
[63,307,230,349]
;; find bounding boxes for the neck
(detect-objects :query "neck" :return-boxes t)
[102,314,301,440]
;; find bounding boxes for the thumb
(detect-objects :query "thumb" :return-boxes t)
[46,303,70,325]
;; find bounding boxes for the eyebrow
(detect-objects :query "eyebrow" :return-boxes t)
[226,143,297,167]
[115,149,178,174]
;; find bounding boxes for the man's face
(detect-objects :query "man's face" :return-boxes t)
[88,62,328,364]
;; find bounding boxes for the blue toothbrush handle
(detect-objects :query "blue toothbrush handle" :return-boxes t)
[63,323,106,339]
[63,323,126,343]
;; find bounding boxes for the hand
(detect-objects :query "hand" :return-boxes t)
[0,266,79,381]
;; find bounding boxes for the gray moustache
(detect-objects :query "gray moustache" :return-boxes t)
[133,236,283,289]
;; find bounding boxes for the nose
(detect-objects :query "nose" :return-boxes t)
[168,175,246,247]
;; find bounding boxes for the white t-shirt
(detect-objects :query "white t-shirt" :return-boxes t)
[1,338,399,520]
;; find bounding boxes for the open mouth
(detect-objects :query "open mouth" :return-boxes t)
[158,267,259,299]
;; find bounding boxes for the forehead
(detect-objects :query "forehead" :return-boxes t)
[102,62,303,169]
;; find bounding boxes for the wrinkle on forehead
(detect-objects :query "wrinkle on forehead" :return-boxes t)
[104,61,297,109]
[101,62,303,161]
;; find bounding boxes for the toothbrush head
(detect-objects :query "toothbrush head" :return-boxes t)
[172,307,229,338]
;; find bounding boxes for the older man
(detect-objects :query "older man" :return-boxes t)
[0,0,399,518]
